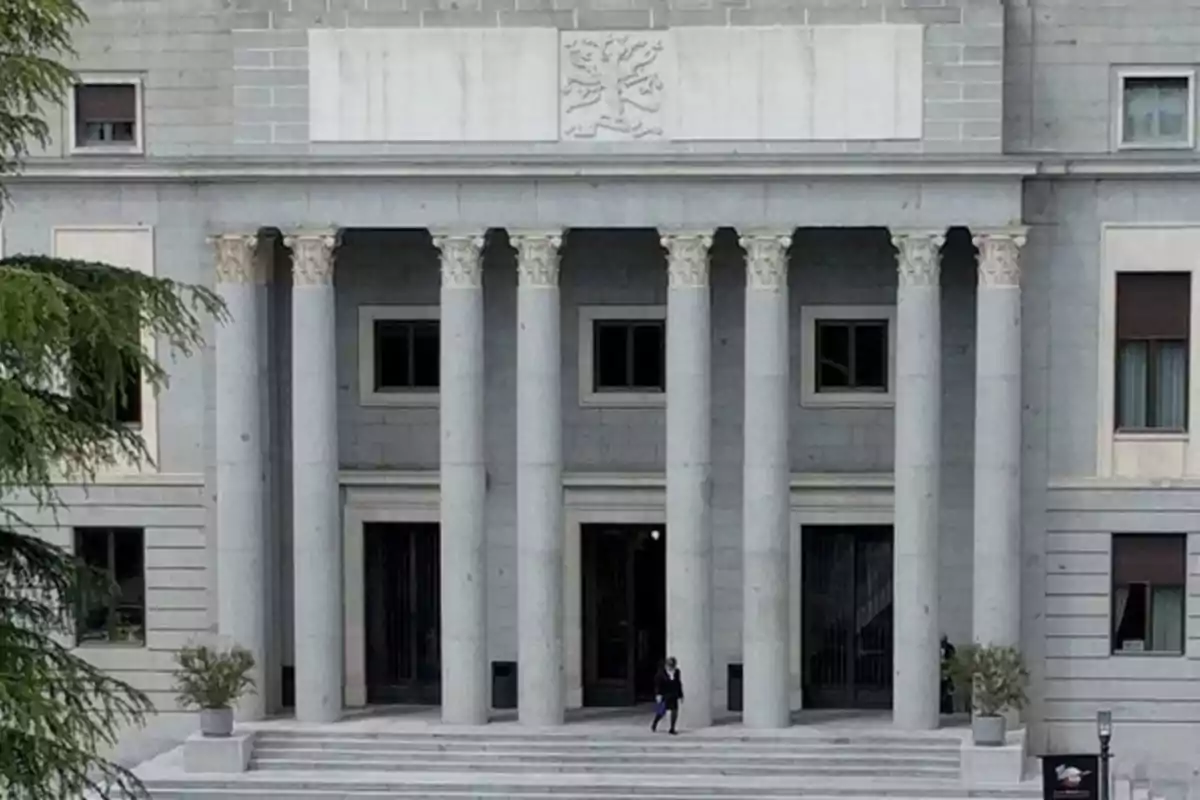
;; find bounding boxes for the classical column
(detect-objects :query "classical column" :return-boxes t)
[971,229,1027,650]
[211,233,269,721]
[285,231,343,724]
[891,230,946,731]
[513,231,565,727]
[434,232,489,725]
[663,231,715,729]
[740,231,792,730]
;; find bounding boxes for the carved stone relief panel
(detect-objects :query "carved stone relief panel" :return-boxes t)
[559,32,672,141]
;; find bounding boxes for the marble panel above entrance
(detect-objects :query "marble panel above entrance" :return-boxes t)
[307,25,924,144]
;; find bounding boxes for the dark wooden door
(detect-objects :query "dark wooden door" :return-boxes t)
[364,523,441,705]
[582,525,665,706]
[802,525,893,709]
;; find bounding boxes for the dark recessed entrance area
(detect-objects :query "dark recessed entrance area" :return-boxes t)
[364,522,440,705]
[582,524,666,707]
[802,525,894,709]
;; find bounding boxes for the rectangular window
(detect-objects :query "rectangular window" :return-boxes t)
[73,83,139,149]
[1120,74,1194,149]
[75,527,145,646]
[70,350,143,426]
[1115,272,1190,431]
[814,319,888,393]
[374,319,439,391]
[593,320,666,393]
[1111,534,1186,654]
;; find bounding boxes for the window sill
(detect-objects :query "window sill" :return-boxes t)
[1115,140,1196,152]
[69,143,144,157]
[1110,649,1185,658]
[580,391,665,409]
[75,640,147,650]
[361,390,439,408]
[801,391,894,409]
[1113,430,1189,441]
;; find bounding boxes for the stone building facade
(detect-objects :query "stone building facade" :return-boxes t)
[5,0,1200,794]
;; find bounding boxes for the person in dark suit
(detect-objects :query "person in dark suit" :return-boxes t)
[651,656,684,734]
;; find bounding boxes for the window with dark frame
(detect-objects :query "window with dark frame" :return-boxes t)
[1111,534,1187,654]
[75,527,145,646]
[593,319,666,393]
[1115,272,1190,431]
[74,83,138,148]
[373,319,439,392]
[814,319,888,393]
[69,349,143,426]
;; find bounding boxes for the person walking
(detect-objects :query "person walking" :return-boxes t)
[651,656,684,735]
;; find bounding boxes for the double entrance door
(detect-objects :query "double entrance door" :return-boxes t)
[802,525,894,709]
[581,524,666,707]
[363,522,441,705]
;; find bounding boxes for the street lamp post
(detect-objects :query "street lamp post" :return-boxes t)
[1097,709,1113,800]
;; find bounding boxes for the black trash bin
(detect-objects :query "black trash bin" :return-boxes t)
[727,663,743,712]
[492,661,518,709]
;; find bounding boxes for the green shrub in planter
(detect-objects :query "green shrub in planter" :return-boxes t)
[948,644,1029,746]
[173,643,256,737]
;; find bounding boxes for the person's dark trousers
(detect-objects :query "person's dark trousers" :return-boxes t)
[651,703,679,734]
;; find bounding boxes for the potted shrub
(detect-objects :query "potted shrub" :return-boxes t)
[949,644,1029,746]
[173,642,256,737]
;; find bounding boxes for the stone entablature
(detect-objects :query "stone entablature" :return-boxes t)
[307,26,923,144]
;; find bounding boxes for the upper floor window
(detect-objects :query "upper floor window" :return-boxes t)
[1119,72,1195,149]
[69,349,143,426]
[1111,534,1186,654]
[578,306,666,407]
[814,319,888,394]
[75,527,145,646]
[800,305,896,408]
[72,77,143,154]
[358,305,439,407]
[1115,272,1190,432]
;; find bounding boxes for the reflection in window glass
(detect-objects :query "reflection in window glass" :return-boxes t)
[1123,76,1192,146]
[75,527,145,645]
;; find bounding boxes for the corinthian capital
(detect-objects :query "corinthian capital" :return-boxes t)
[661,230,714,289]
[284,231,338,287]
[209,233,265,285]
[432,232,485,290]
[891,230,946,287]
[973,228,1027,288]
[739,231,792,292]
[511,231,563,288]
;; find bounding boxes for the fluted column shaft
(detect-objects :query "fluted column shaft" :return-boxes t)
[287,231,343,724]
[891,231,945,731]
[514,232,565,727]
[663,231,715,729]
[740,232,792,730]
[435,233,489,725]
[972,230,1026,650]
[212,233,270,721]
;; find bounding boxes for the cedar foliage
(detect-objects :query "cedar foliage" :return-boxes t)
[0,2,228,797]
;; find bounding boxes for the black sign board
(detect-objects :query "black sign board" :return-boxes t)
[1042,754,1100,800]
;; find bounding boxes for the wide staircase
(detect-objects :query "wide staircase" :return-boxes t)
[137,726,1043,800]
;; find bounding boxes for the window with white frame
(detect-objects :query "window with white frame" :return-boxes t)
[578,306,666,407]
[800,305,896,407]
[1111,534,1186,655]
[1115,272,1190,432]
[1118,71,1195,149]
[357,305,439,407]
[71,76,143,154]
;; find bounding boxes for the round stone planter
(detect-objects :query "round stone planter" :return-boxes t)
[971,714,1007,747]
[199,707,234,738]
